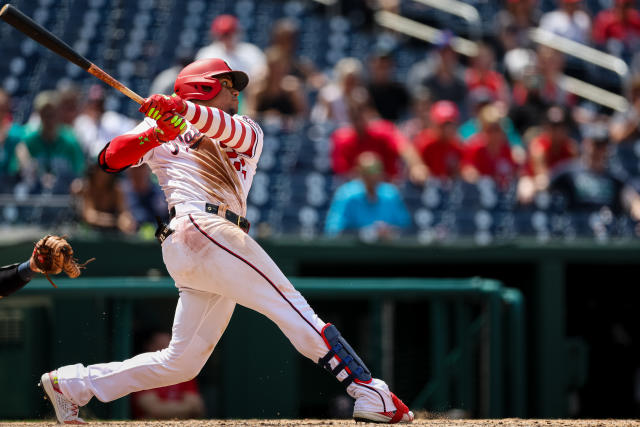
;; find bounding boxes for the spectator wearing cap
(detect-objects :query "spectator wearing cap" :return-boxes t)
[421,31,468,117]
[12,91,84,194]
[462,104,519,189]
[324,151,411,239]
[331,94,427,184]
[518,106,578,203]
[459,88,524,150]
[0,89,22,191]
[412,101,463,180]
[592,0,640,50]
[366,48,410,122]
[74,85,136,161]
[550,125,640,220]
[539,0,592,44]
[195,14,266,81]
[465,42,510,105]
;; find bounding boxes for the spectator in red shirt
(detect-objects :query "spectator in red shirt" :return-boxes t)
[465,42,510,104]
[518,106,578,203]
[592,0,640,48]
[462,104,518,189]
[331,95,427,183]
[413,101,463,180]
[131,331,206,420]
[529,106,578,177]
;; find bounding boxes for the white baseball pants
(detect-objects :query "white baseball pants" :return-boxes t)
[57,212,330,405]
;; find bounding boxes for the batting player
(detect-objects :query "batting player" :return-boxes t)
[40,58,414,424]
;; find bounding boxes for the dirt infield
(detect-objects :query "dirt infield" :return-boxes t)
[1,420,639,426]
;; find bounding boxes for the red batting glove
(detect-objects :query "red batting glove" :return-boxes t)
[154,112,188,142]
[139,94,187,119]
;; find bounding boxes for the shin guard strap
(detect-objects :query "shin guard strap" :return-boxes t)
[318,324,372,388]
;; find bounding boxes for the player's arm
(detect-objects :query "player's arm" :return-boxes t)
[98,113,187,173]
[0,260,37,299]
[181,101,262,158]
[138,94,262,158]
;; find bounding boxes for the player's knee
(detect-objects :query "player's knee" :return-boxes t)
[160,348,205,381]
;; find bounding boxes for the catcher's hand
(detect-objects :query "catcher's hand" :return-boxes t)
[31,235,92,287]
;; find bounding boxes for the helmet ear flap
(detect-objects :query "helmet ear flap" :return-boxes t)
[177,79,222,101]
[204,78,222,99]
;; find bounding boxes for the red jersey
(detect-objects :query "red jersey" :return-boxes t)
[413,128,463,178]
[331,119,403,178]
[527,133,576,175]
[131,379,200,419]
[465,69,506,100]
[593,9,640,44]
[463,132,517,188]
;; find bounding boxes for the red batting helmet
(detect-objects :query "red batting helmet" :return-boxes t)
[173,58,249,101]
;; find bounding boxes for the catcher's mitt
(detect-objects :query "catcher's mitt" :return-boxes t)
[32,235,93,287]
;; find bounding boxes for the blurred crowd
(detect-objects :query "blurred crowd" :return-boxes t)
[3,0,640,240]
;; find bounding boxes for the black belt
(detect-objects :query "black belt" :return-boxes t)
[169,203,251,233]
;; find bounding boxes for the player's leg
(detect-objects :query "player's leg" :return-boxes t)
[173,214,413,423]
[41,288,235,422]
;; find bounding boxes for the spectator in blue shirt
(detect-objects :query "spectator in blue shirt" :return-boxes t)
[324,151,411,239]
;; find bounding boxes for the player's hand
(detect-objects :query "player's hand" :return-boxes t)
[140,94,187,119]
[155,112,187,142]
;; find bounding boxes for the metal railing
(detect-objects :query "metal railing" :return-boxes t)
[374,10,478,56]
[373,10,630,112]
[411,0,482,39]
[529,27,629,79]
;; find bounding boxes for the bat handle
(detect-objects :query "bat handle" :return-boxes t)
[88,64,145,105]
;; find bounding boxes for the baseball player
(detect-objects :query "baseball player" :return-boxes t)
[39,58,414,424]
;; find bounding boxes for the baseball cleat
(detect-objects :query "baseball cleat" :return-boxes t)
[39,371,86,425]
[353,392,414,423]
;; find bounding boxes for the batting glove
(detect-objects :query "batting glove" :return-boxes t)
[154,112,187,142]
[140,94,187,120]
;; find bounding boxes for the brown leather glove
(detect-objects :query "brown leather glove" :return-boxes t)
[32,235,92,287]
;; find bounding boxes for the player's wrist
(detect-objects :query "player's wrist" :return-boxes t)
[141,127,163,145]
[18,260,36,281]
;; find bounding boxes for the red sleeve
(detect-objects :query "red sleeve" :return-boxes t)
[98,128,160,173]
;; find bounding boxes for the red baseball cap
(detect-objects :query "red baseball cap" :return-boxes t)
[430,101,460,125]
[211,15,238,37]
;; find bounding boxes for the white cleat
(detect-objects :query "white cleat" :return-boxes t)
[351,379,414,424]
[39,371,86,425]
[353,391,414,423]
